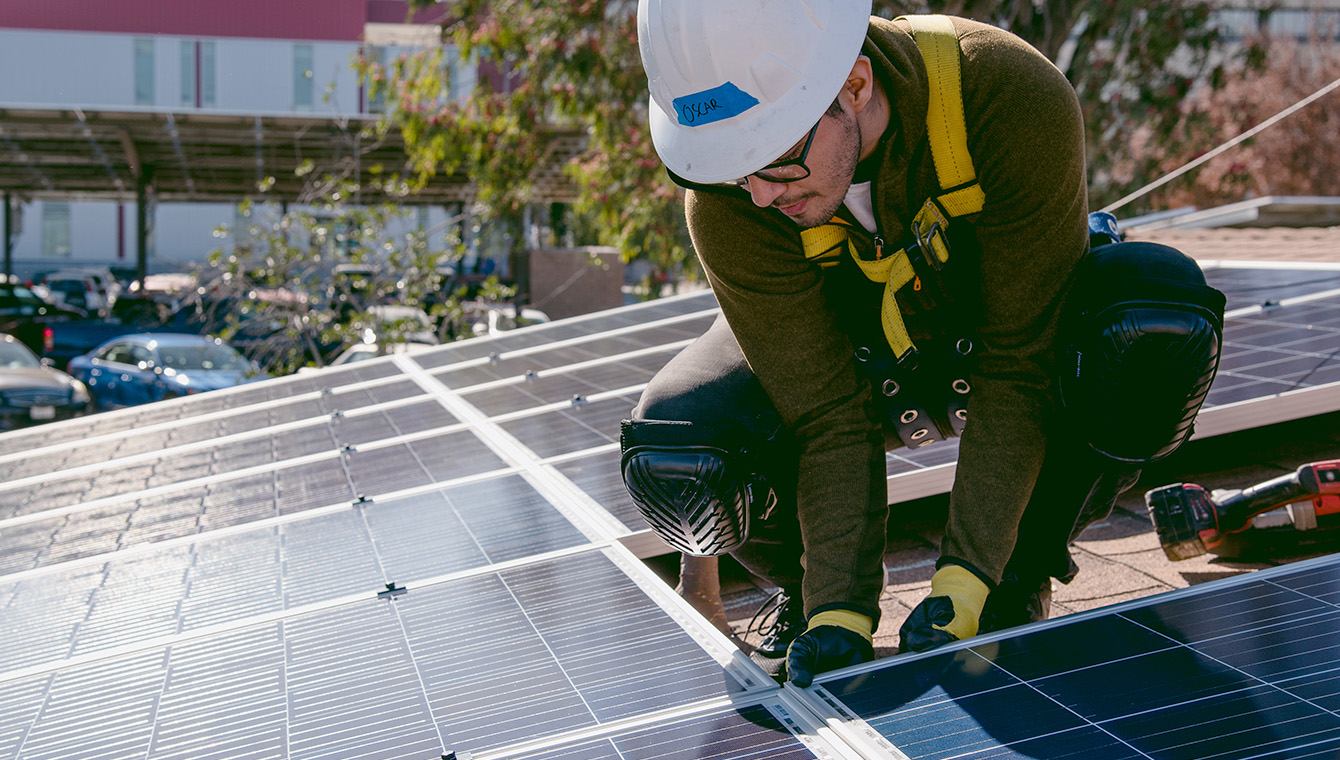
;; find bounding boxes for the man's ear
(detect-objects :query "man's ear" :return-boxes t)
[845,56,876,114]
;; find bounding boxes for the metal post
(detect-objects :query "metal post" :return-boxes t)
[135,164,155,290]
[2,192,12,280]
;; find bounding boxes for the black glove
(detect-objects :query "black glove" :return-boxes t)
[898,564,990,653]
[786,610,874,688]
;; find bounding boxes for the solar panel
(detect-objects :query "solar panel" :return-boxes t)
[880,262,1340,504]
[806,552,1340,760]
[2,265,1336,759]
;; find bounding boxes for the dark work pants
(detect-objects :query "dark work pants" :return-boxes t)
[631,313,1141,604]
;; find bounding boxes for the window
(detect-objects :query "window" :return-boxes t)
[41,203,71,258]
[134,39,155,106]
[180,41,195,107]
[294,44,314,112]
[365,45,387,113]
[201,42,216,107]
[101,343,136,364]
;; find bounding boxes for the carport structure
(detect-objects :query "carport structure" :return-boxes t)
[0,105,587,280]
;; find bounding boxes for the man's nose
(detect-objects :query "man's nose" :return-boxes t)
[745,176,788,208]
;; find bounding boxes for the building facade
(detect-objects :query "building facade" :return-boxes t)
[0,0,476,281]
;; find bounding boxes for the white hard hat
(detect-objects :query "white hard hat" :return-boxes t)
[638,0,873,185]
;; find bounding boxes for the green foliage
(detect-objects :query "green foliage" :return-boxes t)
[369,0,692,297]
[875,1,1260,214]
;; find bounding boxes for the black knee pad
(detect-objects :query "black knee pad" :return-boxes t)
[619,419,777,556]
[1058,238,1226,464]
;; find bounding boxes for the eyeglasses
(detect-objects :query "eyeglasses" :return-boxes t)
[723,118,822,187]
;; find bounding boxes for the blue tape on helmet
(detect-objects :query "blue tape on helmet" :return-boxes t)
[672,82,759,127]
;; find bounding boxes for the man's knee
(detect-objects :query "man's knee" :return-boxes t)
[620,418,780,557]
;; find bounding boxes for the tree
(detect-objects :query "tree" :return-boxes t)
[1150,34,1340,210]
[371,1,1247,285]
[198,167,515,376]
[875,1,1259,215]
[365,1,691,299]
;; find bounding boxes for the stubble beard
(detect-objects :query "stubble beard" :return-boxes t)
[788,110,863,230]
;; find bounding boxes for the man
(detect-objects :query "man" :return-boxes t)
[621,0,1222,686]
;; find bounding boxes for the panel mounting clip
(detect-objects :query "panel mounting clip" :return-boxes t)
[378,582,406,600]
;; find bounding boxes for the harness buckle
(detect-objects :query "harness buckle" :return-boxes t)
[911,198,953,273]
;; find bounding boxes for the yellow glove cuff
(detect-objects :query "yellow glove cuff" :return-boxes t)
[806,609,874,645]
[929,565,991,641]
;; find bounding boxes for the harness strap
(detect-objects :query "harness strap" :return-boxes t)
[909,14,986,216]
[800,14,984,363]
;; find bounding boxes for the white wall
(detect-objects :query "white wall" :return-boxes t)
[0,27,488,278]
[0,28,362,114]
[0,29,136,106]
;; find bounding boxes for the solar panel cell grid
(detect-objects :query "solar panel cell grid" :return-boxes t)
[1209,267,1340,308]
[553,451,641,531]
[500,704,819,760]
[0,472,605,678]
[462,351,680,417]
[818,556,1340,760]
[499,396,638,458]
[1,549,747,760]
[3,270,1338,760]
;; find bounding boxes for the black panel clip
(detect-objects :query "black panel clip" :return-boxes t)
[444,752,473,760]
[354,494,372,506]
[378,582,407,600]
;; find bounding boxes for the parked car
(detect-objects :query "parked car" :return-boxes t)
[56,267,121,309]
[37,272,108,316]
[0,333,90,430]
[0,276,87,357]
[67,333,266,410]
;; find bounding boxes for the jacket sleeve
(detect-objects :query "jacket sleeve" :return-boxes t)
[937,23,1091,582]
[684,190,889,620]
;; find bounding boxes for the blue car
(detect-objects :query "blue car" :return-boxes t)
[67,333,266,410]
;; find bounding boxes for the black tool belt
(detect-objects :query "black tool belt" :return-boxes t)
[824,220,980,450]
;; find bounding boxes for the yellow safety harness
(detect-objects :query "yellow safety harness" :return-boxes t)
[800,14,985,364]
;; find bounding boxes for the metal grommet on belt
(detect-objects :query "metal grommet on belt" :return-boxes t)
[952,379,971,394]
[882,379,900,396]
[900,409,918,424]
[956,338,973,355]
[910,428,929,440]
[955,408,968,420]
[855,346,872,362]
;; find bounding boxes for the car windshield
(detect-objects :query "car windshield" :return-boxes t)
[0,340,41,369]
[0,285,46,305]
[157,343,251,371]
[48,281,85,295]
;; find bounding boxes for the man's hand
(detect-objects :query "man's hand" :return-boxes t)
[898,564,990,653]
[786,610,874,687]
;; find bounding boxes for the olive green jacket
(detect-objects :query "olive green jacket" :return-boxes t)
[684,16,1088,620]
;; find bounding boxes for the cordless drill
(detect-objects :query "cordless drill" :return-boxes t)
[1145,460,1340,561]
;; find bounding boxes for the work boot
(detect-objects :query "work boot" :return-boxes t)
[977,573,1053,635]
[747,590,806,659]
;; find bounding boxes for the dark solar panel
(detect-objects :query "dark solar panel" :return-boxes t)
[0,550,754,760]
[2,267,1337,760]
[498,396,641,458]
[0,473,601,676]
[1206,265,1340,309]
[496,702,821,760]
[814,553,1340,760]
